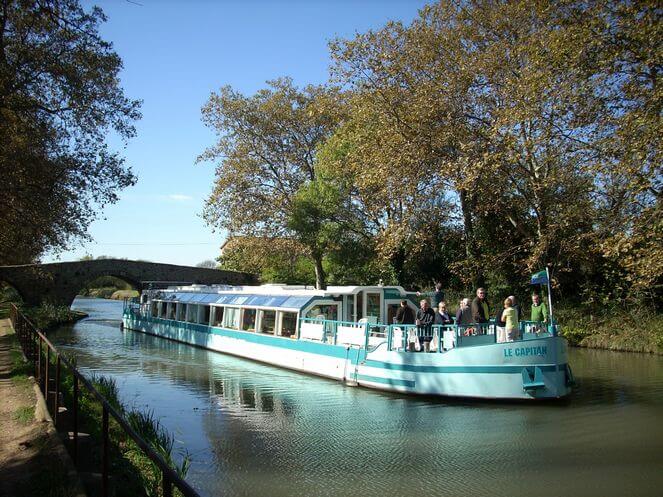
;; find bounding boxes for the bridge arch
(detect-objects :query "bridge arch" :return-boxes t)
[0,260,257,307]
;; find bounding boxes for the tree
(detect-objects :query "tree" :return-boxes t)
[195,259,218,269]
[0,0,141,264]
[199,78,342,288]
[328,0,660,299]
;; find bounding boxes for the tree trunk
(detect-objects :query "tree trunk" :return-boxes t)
[313,252,326,290]
[459,188,484,288]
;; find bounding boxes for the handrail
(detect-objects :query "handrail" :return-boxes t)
[9,304,200,497]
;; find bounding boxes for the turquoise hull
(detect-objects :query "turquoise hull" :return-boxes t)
[123,310,572,401]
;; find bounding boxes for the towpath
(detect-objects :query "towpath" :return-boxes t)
[0,318,84,497]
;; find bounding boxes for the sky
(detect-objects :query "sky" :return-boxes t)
[43,0,431,266]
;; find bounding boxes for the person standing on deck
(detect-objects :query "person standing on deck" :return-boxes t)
[530,294,548,323]
[395,300,415,325]
[417,282,445,309]
[471,288,490,326]
[435,301,453,325]
[503,298,520,341]
[455,298,473,326]
[415,299,435,351]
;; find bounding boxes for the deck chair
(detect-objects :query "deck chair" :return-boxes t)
[407,328,421,352]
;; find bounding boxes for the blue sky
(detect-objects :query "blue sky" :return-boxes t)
[43,0,430,266]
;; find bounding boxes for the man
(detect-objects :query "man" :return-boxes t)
[415,299,436,351]
[471,288,490,324]
[417,282,445,309]
[395,300,415,325]
[530,294,548,323]
[455,298,473,326]
[434,301,453,325]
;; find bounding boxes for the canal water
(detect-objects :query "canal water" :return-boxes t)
[50,298,663,497]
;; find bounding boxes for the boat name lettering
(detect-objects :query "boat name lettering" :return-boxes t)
[503,346,547,357]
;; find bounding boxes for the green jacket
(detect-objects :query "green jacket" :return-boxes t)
[531,302,548,323]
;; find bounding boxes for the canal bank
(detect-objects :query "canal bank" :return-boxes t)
[48,297,663,497]
[0,319,85,497]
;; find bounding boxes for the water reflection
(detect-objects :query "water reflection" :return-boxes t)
[49,298,663,497]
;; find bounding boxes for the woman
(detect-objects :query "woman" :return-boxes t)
[502,297,520,342]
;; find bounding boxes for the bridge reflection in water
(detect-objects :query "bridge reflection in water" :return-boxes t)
[49,298,663,497]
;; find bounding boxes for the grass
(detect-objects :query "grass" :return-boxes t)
[58,370,191,497]
[12,405,35,425]
[557,305,663,354]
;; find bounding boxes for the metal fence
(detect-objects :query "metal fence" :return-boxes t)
[9,304,200,497]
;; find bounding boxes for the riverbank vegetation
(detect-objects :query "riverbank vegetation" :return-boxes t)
[78,275,139,300]
[57,366,190,497]
[202,1,661,353]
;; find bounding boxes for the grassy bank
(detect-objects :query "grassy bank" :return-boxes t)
[80,287,139,300]
[56,358,190,497]
[557,306,663,355]
[0,326,79,497]
[21,303,87,331]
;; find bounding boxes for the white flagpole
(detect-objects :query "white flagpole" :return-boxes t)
[546,266,554,322]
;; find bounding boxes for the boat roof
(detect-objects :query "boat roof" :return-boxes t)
[151,284,409,311]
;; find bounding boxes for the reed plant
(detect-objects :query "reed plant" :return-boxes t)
[57,368,191,497]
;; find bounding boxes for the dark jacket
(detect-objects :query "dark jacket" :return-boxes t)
[434,311,453,325]
[456,307,473,326]
[395,305,415,325]
[416,307,436,330]
[495,307,506,327]
[471,297,490,323]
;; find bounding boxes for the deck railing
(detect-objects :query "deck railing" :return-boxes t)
[300,316,555,353]
[9,304,200,497]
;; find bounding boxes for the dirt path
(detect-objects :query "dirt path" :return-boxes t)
[0,319,84,497]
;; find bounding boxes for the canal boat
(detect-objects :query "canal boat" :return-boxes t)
[123,281,573,400]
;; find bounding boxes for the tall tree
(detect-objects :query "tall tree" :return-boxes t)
[0,0,141,264]
[199,78,342,288]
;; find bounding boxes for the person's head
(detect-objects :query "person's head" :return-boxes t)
[476,288,486,300]
[504,297,512,308]
[508,295,517,305]
[438,301,447,312]
[400,300,408,308]
[532,294,541,305]
[420,299,429,310]
[435,282,443,291]
[461,298,470,308]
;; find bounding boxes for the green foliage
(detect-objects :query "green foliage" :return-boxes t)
[205,1,659,306]
[0,0,141,264]
[12,405,35,425]
[22,303,81,330]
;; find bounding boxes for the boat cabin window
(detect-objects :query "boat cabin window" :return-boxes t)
[345,296,354,322]
[167,303,176,320]
[159,302,167,319]
[211,306,224,327]
[200,305,211,325]
[279,312,298,338]
[151,302,158,318]
[366,292,381,323]
[306,303,339,321]
[223,307,240,330]
[176,303,185,321]
[241,308,256,332]
[356,293,363,321]
[259,310,276,334]
[186,304,197,322]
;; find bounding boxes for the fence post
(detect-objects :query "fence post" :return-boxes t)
[102,405,109,497]
[44,346,50,399]
[54,356,61,426]
[163,472,173,497]
[72,374,79,466]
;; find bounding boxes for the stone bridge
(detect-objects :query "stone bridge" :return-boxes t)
[0,259,257,306]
